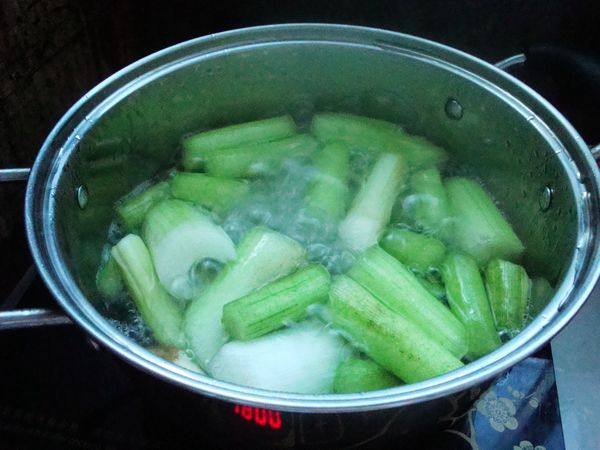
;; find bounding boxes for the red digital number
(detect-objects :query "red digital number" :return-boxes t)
[254,407,267,426]
[233,404,283,430]
[268,410,282,430]
[241,405,253,421]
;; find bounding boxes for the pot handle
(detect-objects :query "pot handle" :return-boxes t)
[0,167,72,330]
[495,49,600,162]
[0,167,31,182]
[0,309,72,330]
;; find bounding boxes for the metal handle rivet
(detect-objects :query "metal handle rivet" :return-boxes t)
[76,185,88,209]
[445,98,463,120]
[539,186,553,211]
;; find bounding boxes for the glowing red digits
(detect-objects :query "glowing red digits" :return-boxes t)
[233,405,283,430]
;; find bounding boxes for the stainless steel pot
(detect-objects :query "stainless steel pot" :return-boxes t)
[1,25,599,420]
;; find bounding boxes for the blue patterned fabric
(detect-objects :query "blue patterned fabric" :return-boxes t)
[430,357,563,450]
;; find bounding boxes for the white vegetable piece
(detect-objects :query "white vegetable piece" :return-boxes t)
[338,153,406,252]
[184,227,306,370]
[111,234,184,348]
[143,199,236,300]
[209,321,350,393]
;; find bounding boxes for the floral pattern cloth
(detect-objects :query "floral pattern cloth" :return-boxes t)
[476,391,519,433]
[427,357,563,450]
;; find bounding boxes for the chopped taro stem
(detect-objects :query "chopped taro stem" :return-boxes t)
[184,227,306,369]
[222,264,330,341]
[442,253,501,359]
[485,259,531,338]
[311,113,447,169]
[97,112,541,394]
[339,153,407,251]
[96,253,124,299]
[333,357,399,393]
[329,275,464,383]
[143,199,236,301]
[445,177,524,266]
[111,234,184,348]
[304,142,350,222]
[403,168,451,236]
[209,320,350,394]
[380,227,446,273]
[116,181,171,230]
[203,134,319,178]
[182,115,297,170]
[348,246,468,358]
[169,172,249,213]
[398,135,449,170]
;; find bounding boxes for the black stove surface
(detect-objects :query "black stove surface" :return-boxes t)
[0,259,564,450]
[0,312,563,449]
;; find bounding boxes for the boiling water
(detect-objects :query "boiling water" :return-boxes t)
[99,147,381,347]
[96,130,545,388]
[219,154,362,274]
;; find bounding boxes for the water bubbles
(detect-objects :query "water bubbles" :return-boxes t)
[287,210,328,243]
[109,314,154,347]
[327,247,356,274]
[219,153,363,274]
[307,303,333,324]
[307,243,330,261]
[348,149,374,190]
[222,215,253,244]
[191,258,223,286]
[249,203,276,227]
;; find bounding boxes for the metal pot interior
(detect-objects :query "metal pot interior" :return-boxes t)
[56,34,577,295]
[30,26,598,410]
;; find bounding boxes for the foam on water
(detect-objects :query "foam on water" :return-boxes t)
[101,148,376,342]
[107,305,155,346]
[220,152,371,275]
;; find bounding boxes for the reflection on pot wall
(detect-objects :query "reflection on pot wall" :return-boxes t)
[51,37,576,314]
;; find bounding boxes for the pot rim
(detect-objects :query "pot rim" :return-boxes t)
[25,23,600,412]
